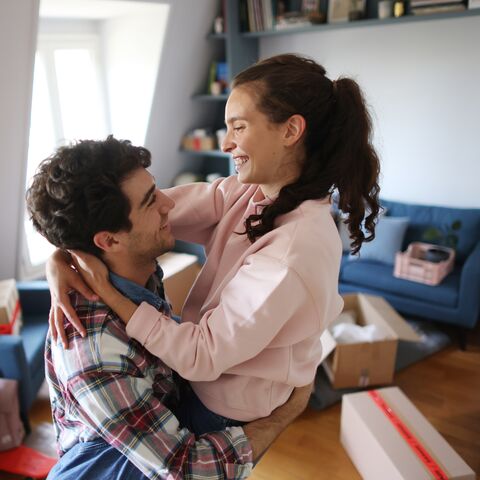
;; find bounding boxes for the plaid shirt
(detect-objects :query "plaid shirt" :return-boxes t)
[45,289,252,479]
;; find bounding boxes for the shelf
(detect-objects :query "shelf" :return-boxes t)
[192,93,229,101]
[207,32,227,40]
[181,149,231,159]
[241,8,480,37]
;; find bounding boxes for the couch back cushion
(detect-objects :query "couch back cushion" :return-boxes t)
[381,199,480,262]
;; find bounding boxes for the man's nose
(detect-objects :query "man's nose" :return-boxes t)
[157,190,175,214]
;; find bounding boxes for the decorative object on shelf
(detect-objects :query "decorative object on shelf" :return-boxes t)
[172,172,205,186]
[422,219,462,250]
[213,15,224,34]
[208,61,229,96]
[182,128,217,152]
[206,172,223,183]
[328,0,351,22]
[348,0,367,20]
[394,242,455,286]
[378,0,393,18]
[393,0,405,16]
[215,128,227,149]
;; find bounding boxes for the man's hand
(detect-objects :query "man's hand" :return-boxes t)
[46,249,98,348]
[243,383,312,462]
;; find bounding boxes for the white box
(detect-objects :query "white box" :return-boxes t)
[319,294,420,389]
[341,387,475,480]
[157,252,200,316]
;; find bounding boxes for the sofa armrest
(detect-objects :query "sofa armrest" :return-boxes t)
[458,240,480,328]
[17,280,50,317]
[0,335,33,415]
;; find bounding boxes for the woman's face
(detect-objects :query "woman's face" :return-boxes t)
[222,86,303,198]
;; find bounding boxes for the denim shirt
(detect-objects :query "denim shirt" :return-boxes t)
[109,264,173,318]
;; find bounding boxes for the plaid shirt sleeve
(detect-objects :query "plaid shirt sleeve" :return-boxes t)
[63,316,253,480]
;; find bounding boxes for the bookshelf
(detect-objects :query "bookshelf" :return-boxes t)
[182,1,479,178]
[241,7,480,37]
[182,0,258,178]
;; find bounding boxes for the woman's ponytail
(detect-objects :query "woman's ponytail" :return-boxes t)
[232,54,381,253]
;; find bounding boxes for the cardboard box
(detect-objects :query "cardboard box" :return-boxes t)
[341,387,475,479]
[0,279,23,335]
[320,294,420,389]
[157,252,201,316]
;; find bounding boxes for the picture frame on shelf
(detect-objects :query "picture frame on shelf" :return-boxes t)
[327,0,351,22]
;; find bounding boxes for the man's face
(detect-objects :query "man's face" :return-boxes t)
[118,168,175,263]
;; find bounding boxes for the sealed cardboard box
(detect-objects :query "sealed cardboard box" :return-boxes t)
[341,387,475,480]
[157,252,201,316]
[320,294,420,389]
[0,279,23,335]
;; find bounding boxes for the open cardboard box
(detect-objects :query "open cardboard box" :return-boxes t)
[341,386,475,479]
[320,294,420,389]
[157,252,201,316]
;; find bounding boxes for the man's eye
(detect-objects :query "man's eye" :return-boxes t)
[233,126,245,132]
[148,194,156,206]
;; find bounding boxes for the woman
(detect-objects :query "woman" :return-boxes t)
[47,54,381,435]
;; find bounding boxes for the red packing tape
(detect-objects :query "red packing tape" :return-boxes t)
[368,390,449,480]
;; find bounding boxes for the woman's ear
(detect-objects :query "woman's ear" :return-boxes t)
[284,114,306,147]
[93,231,120,253]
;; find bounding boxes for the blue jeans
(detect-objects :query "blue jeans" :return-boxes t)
[47,439,149,480]
[173,382,244,436]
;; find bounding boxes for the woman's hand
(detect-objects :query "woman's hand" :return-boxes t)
[70,250,138,326]
[69,250,110,297]
[46,249,99,348]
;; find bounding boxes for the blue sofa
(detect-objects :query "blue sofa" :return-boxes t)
[339,200,480,342]
[0,281,50,431]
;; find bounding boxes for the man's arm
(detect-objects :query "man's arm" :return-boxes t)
[244,383,313,460]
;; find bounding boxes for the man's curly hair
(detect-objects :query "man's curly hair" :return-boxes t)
[26,135,151,256]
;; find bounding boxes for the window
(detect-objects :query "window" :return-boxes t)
[22,34,109,278]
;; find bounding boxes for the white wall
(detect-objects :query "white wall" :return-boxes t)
[260,16,480,208]
[101,4,169,145]
[145,0,221,187]
[0,0,39,280]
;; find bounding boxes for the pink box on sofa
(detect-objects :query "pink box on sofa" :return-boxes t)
[394,242,455,286]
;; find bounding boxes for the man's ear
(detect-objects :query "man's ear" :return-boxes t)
[283,114,306,147]
[93,231,120,253]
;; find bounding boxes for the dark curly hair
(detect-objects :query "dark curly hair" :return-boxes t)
[26,135,151,256]
[232,54,381,254]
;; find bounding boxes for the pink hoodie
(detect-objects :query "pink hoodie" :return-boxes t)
[126,176,343,421]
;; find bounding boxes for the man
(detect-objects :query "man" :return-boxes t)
[26,136,310,479]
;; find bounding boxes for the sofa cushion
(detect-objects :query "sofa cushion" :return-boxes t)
[340,258,460,307]
[381,200,480,263]
[21,314,49,379]
[352,216,409,265]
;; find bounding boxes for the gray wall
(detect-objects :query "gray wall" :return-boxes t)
[0,0,39,280]
[260,15,480,208]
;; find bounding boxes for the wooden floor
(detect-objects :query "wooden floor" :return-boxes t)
[18,325,480,480]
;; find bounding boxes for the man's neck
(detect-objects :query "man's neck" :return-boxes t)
[104,256,156,287]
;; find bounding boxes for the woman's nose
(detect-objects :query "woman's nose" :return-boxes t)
[221,130,235,153]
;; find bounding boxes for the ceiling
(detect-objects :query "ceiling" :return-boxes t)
[40,0,167,20]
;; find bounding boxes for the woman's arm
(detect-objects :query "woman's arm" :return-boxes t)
[126,255,313,381]
[165,176,243,245]
[46,249,98,347]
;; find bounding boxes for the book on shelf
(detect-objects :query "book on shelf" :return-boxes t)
[245,0,323,32]
[410,0,464,7]
[411,3,466,14]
